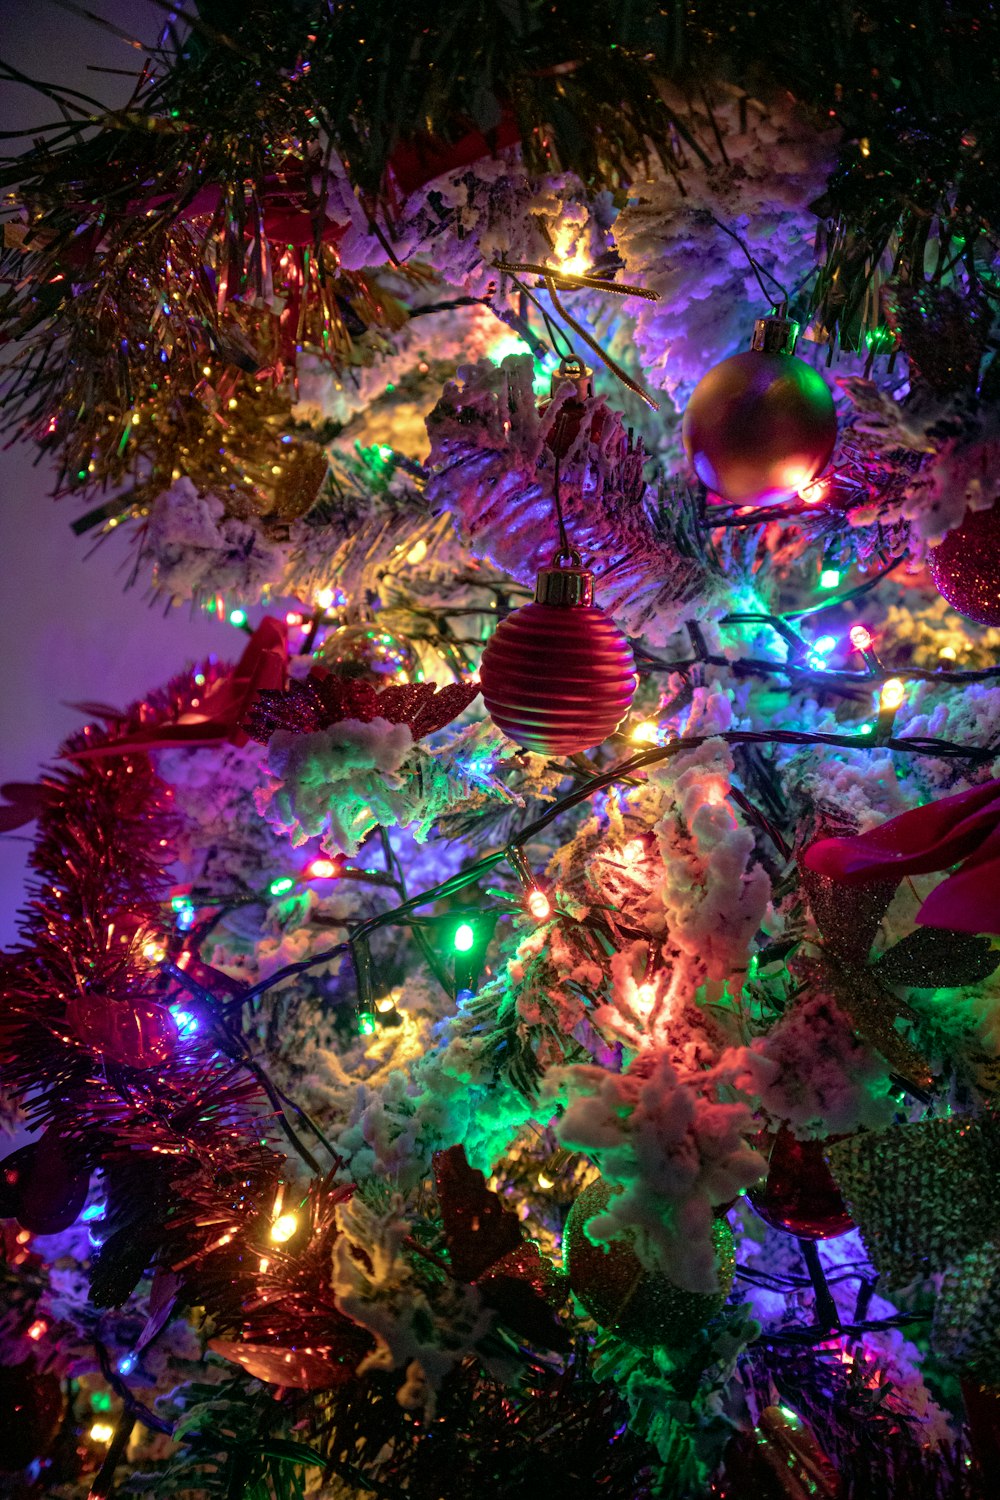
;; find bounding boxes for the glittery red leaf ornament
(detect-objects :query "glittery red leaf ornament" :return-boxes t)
[478,1243,570,1349]
[71,617,289,758]
[245,671,479,744]
[67,993,177,1069]
[804,779,1000,934]
[433,1145,522,1282]
[0,1131,90,1235]
[209,1339,354,1390]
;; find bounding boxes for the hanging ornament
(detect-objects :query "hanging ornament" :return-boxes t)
[682,313,837,505]
[540,357,605,458]
[928,502,1000,626]
[267,441,330,523]
[563,1177,734,1348]
[0,1130,90,1235]
[316,622,418,685]
[747,1125,854,1240]
[480,553,636,756]
[67,993,177,1070]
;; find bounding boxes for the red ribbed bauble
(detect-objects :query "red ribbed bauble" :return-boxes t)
[682,316,837,505]
[747,1125,854,1240]
[479,556,636,755]
[928,503,1000,625]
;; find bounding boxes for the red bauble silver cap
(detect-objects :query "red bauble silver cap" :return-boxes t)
[480,555,636,755]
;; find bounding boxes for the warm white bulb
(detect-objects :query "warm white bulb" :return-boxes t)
[880,677,906,711]
[270,1212,299,1244]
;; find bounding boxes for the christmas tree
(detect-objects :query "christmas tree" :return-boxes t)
[4,3,1000,1495]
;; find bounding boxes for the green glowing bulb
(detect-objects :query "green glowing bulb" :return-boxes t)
[819,568,841,590]
[358,1013,377,1036]
[859,724,873,736]
[229,608,248,627]
[268,876,295,897]
[453,921,475,953]
[91,1391,113,1413]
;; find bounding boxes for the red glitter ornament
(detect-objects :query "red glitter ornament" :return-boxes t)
[747,1125,854,1240]
[928,502,1000,626]
[479,555,636,756]
[682,315,837,505]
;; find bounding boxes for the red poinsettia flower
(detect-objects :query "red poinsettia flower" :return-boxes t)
[71,617,289,759]
[244,664,480,745]
[804,779,1000,935]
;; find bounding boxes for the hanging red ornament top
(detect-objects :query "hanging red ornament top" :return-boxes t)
[479,551,637,756]
[682,313,837,506]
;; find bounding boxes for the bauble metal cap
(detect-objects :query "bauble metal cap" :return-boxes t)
[751,313,801,356]
[550,355,594,401]
[535,550,594,606]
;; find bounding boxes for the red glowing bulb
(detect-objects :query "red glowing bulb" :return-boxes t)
[307,857,339,880]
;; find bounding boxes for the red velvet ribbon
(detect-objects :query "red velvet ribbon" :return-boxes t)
[804,779,1000,934]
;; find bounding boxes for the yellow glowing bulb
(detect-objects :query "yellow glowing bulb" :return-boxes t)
[270,1212,299,1243]
[405,538,428,566]
[142,939,166,964]
[315,587,335,611]
[635,982,656,1007]
[527,888,551,920]
[202,365,212,377]
[376,995,396,1013]
[939,646,957,661]
[537,1172,554,1190]
[90,1422,115,1445]
[622,839,645,863]
[880,677,906,711]
[632,720,659,745]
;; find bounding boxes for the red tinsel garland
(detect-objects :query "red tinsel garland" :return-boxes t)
[0,656,367,1364]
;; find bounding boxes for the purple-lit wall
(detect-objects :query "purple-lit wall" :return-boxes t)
[0,1,227,941]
